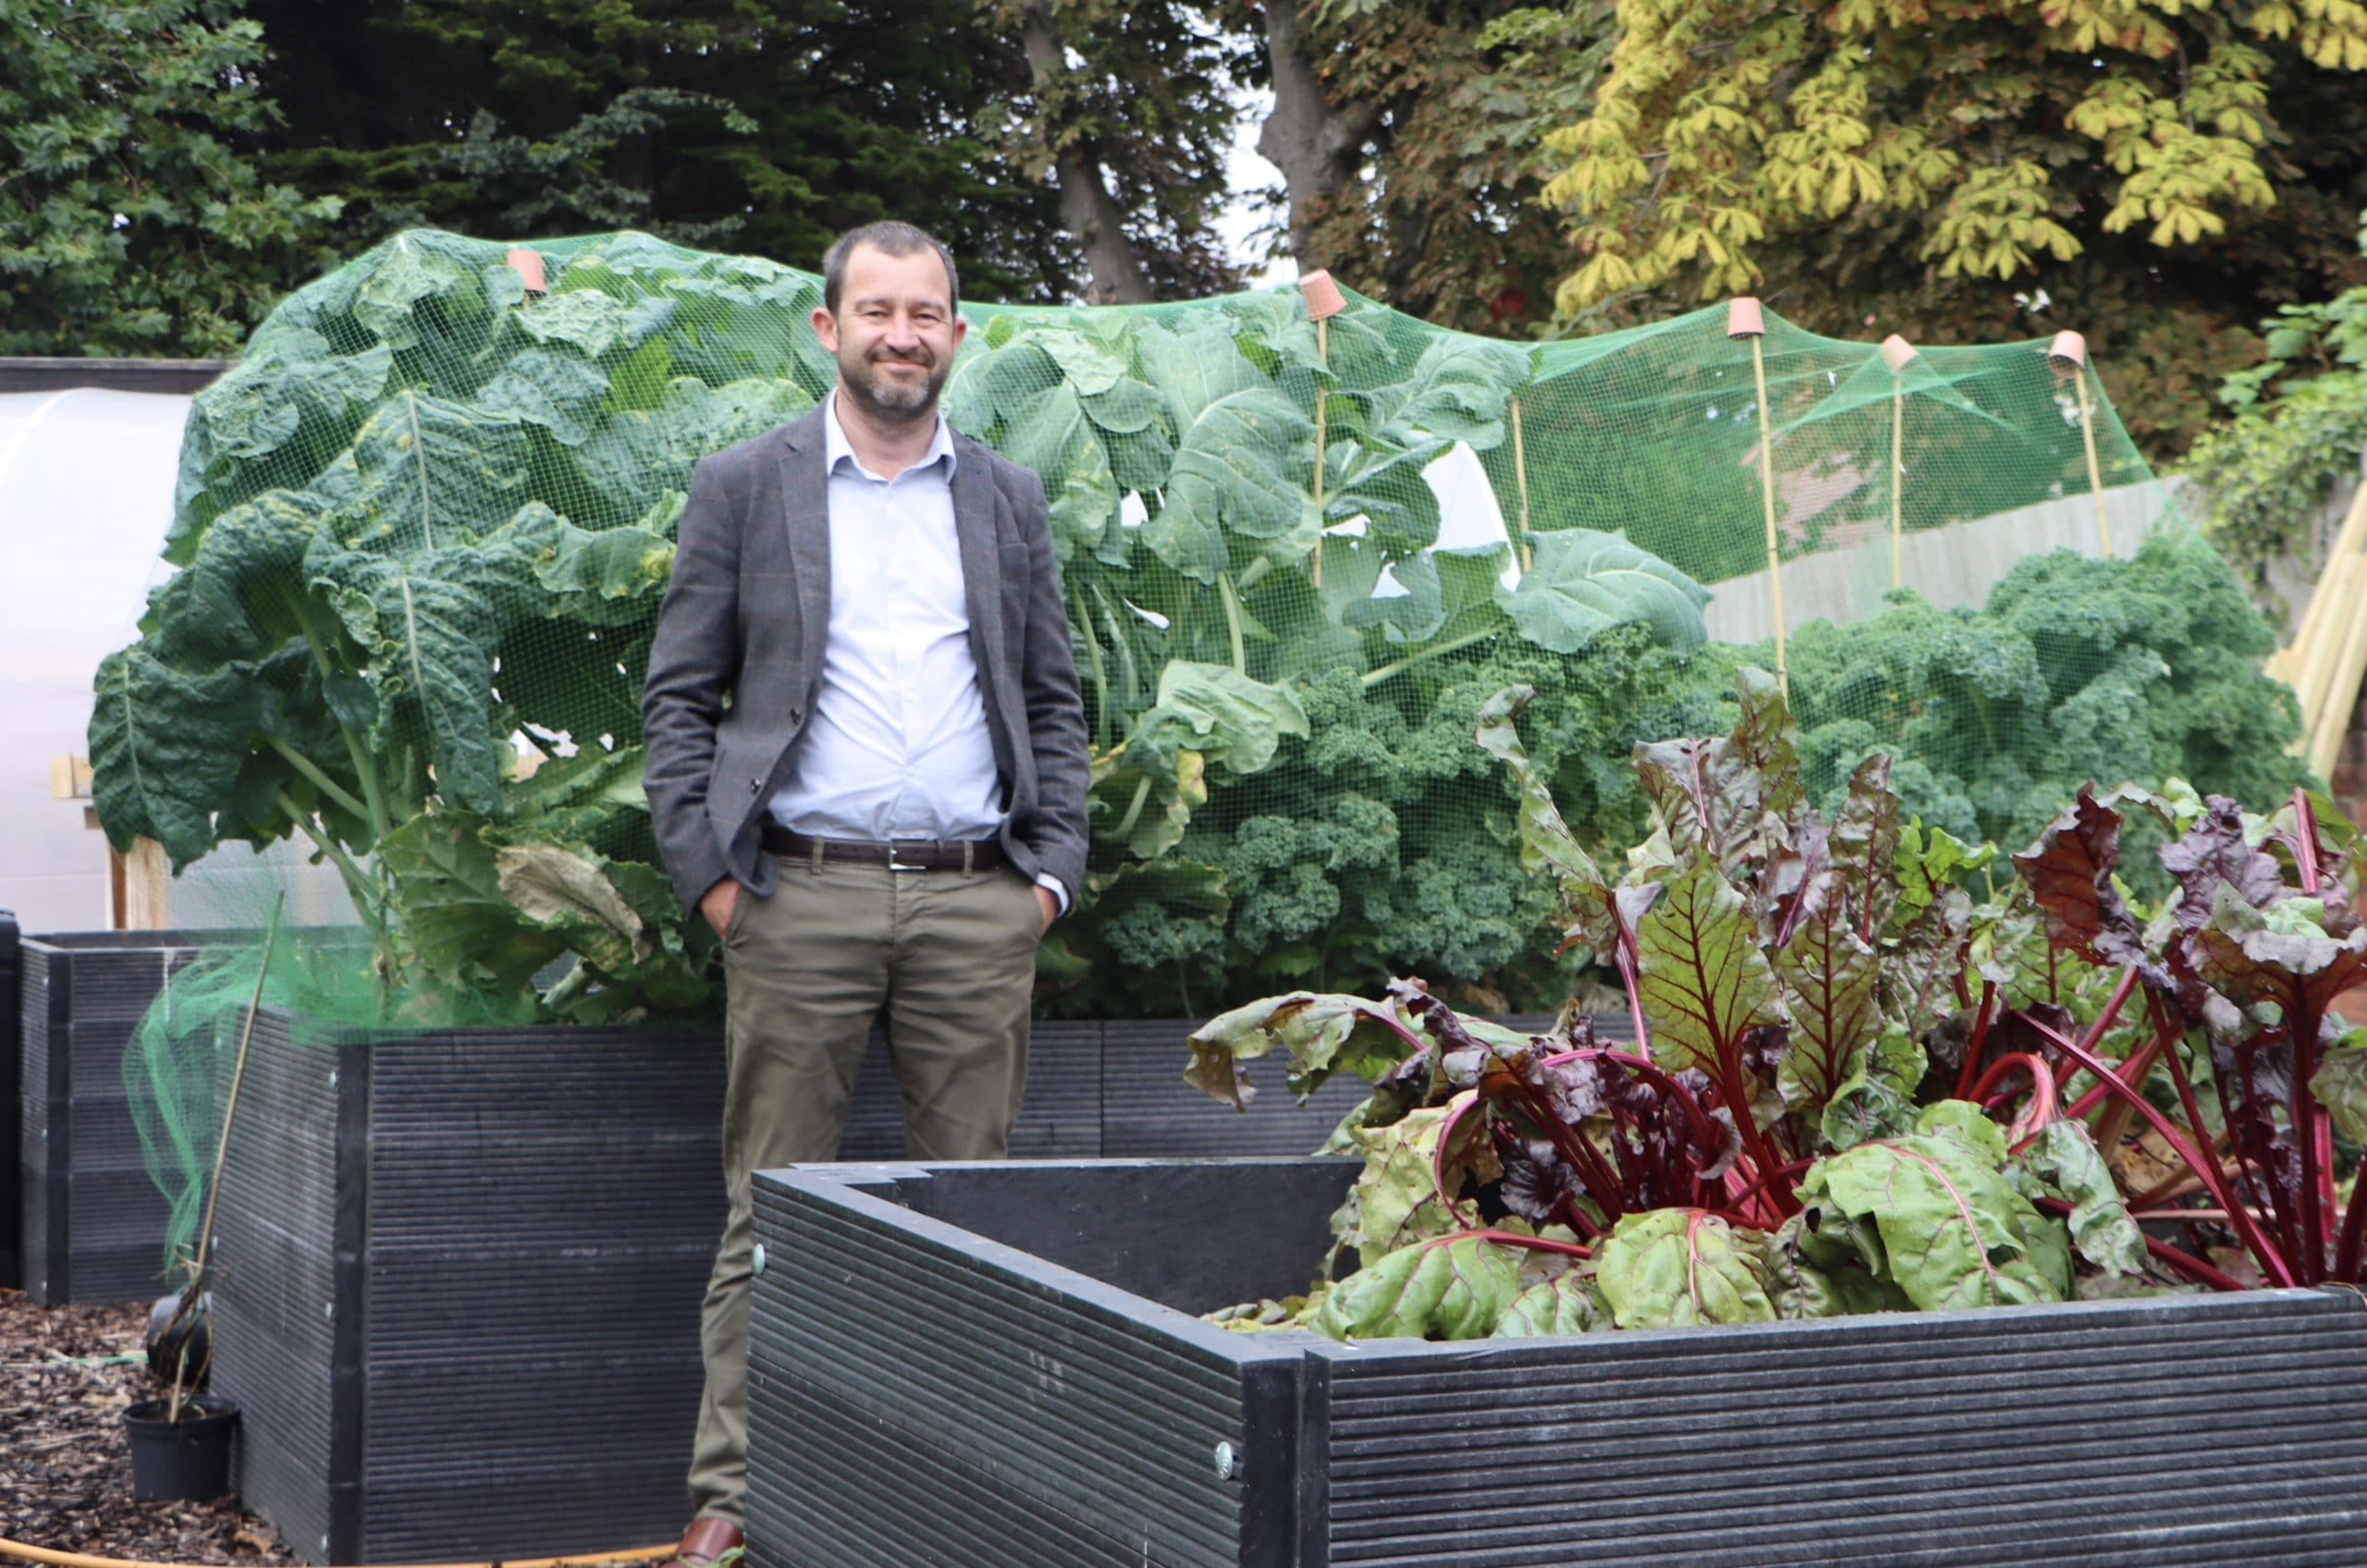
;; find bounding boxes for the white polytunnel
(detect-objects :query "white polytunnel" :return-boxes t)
[0,382,350,933]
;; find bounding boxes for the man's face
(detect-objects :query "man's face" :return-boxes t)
[812,244,965,422]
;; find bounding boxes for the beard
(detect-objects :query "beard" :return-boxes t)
[838,343,949,422]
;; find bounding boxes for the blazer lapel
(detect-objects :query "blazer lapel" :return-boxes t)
[949,441,1008,688]
[775,409,832,693]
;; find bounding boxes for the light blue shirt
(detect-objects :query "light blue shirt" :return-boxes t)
[767,393,1067,913]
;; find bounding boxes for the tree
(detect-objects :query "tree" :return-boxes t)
[248,0,1084,300]
[0,0,342,356]
[993,0,1248,301]
[1248,0,1612,331]
[1533,0,2367,455]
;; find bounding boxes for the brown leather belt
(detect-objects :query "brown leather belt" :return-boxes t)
[761,826,1004,872]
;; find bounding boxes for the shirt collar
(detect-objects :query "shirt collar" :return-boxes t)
[823,388,957,481]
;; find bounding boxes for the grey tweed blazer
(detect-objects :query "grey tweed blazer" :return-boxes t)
[640,404,1091,915]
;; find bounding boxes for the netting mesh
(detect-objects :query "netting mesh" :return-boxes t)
[93,227,2312,1277]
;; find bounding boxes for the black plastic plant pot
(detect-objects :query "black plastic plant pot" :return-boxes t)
[124,1395,239,1501]
[748,1158,2367,1568]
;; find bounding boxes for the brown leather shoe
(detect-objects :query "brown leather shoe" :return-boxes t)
[664,1518,744,1568]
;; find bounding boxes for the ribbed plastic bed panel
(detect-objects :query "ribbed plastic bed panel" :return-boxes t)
[213,1010,727,1563]
[837,1019,1101,1159]
[211,1008,346,1563]
[2,912,22,1288]
[17,934,209,1303]
[745,1170,1299,1568]
[1306,1289,2367,1568]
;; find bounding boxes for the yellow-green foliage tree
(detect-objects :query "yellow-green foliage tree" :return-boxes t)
[1538,0,2367,455]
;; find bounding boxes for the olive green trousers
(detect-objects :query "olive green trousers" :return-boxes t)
[686,855,1042,1524]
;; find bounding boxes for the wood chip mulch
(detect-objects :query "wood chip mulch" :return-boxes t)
[1,1287,296,1566]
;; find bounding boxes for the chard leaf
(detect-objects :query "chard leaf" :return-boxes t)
[1317,1235,1525,1341]
[1496,529,1711,655]
[1894,820,1993,923]
[1493,1271,1610,1337]
[1634,667,1797,872]
[2011,1120,2149,1278]
[2192,882,2367,1023]
[2159,793,2287,931]
[1819,1021,1928,1151]
[88,649,262,869]
[1595,1208,1780,1329]
[1635,849,1780,1084]
[1830,752,1903,933]
[1773,871,1884,1122]
[1773,1207,1913,1315]
[2309,1034,2367,1142]
[1802,1112,2072,1310]
[1341,1103,1481,1261]
[1185,990,1424,1109]
[2012,784,2151,973]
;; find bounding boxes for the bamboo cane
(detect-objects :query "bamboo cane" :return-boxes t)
[2050,331,2113,558]
[2292,546,2364,738]
[2273,482,2367,700]
[1312,317,1327,588]
[1891,381,1906,589]
[2309,570,2367,781]
[1881,335,1917,591]
[1511,394,1533,572]
[166,895,284,1424]
[1301,271,1345,591]
[1731,299,1788,695]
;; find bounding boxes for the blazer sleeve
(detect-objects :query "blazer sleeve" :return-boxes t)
[641,454,742,914]
[1011,468,1091,902]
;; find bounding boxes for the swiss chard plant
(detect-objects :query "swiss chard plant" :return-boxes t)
[1192,670,2177,1338]
[1999,782,2367,1290]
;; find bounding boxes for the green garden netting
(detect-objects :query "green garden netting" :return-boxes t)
[92,227,2313,1276]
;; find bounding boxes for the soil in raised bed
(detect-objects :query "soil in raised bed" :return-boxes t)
[1,1286,296,1566]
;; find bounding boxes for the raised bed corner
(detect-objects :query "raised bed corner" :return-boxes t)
[17,930,217,1304]
[749,1158,2367,1568]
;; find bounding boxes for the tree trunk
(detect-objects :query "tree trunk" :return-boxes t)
[1256,0,1380,275]
[1021,3,1155,303]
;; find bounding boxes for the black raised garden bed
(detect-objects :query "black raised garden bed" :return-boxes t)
[211,1006,1484,1562]
[16,929,221,1303]
[747,1158,2367,1568]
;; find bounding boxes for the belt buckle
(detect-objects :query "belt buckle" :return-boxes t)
[885,840,930,873]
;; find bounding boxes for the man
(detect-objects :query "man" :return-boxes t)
[640,220,1090,1562]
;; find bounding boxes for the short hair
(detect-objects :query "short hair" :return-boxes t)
[821,222,960,315]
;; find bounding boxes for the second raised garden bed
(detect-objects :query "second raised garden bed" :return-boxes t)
[748,1158,2367,1568]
